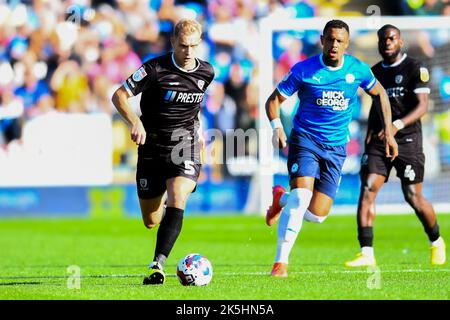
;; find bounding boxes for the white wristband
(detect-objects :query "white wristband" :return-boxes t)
[393,119,405,130]
[270,118,283,130]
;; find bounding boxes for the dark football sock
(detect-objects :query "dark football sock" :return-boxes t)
[154,207,184,267]
[358,226,373,247]
[424,223,440,242]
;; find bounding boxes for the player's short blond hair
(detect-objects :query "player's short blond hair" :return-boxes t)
[173,18,202,38]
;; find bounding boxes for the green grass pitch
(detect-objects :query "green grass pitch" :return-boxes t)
[0,214,448,300]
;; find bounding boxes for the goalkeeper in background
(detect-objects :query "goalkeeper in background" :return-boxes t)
[345,24,446,267]
[264,20,398,277]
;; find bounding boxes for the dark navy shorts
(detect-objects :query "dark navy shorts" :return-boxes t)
[287,130,347,199]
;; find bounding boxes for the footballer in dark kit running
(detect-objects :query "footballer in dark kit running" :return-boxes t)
[112,19,215,285]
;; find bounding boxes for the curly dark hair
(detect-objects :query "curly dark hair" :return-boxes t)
[377,24,401,38]
[323,20,350,36]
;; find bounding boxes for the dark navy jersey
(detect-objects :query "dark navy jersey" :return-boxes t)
[123,53,214,155]
[368,54,430,140]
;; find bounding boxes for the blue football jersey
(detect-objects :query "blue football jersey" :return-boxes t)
[277,54,376,146]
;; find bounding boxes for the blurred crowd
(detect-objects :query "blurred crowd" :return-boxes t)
[401,0,450,15]
[0,0,449,183]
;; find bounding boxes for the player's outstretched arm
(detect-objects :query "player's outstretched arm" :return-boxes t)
[265,89,287,150]
[367,81,398,161]
[111,86,147,145]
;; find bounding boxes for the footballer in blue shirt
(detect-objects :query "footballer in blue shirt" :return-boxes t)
[264,20,398,277]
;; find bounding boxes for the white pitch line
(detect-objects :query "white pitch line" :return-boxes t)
[69,269,450,279]
[85,269,450,278]
[4,269,442,280]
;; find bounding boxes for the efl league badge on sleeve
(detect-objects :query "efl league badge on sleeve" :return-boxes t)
[133,66,147,82]
[420,67,429,82]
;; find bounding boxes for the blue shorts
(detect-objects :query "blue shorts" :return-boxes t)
[287,130,347,199]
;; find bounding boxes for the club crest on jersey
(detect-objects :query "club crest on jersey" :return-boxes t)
[395,75,403,84]
[291,163,299,173]
[197,80,205,90]
[345,73,355,84]
[419,67,429,82]
[132,67,147,82]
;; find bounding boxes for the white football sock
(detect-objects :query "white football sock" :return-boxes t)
[279,192,290,207]
[431,236,444,246]
[361,246,374,257]
[303,209,327,223]
[275,188,313,264]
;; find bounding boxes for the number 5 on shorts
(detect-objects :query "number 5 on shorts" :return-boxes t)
[184,160,195,175]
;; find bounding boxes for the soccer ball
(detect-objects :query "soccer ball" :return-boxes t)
[176,253,213,286]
